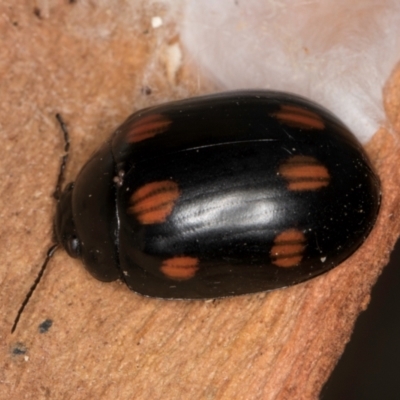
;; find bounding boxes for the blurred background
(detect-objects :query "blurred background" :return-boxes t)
[321,240,400,399]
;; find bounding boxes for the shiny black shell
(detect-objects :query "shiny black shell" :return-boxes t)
[55,91,380,298]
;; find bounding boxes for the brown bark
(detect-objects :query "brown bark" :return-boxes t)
[1,2,400,399]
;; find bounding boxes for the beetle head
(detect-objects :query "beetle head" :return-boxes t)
[54,182,81,258]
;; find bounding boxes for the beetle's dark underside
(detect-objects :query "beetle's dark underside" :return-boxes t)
[56,91,381,299]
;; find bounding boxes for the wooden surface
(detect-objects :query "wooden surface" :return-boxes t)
[1,2,400,399]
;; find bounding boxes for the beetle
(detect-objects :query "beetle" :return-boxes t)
[12,90,380,331]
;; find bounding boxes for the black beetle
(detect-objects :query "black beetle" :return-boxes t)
[13,90,380,331]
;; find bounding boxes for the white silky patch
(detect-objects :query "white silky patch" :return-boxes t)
[180,0,400,143]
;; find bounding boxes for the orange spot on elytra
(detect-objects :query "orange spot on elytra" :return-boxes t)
[279,155,330,191]
[160,257,199,280]
[126,114,172,143]
[273,104,325,130]
[128,181,180,224]
[270,229,306,268]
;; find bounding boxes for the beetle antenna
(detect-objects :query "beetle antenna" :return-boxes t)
[11,244,59,333]
[53,113,70,201]
[11,113,68,333]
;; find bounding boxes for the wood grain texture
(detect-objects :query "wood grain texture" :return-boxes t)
[1,2,400,399]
